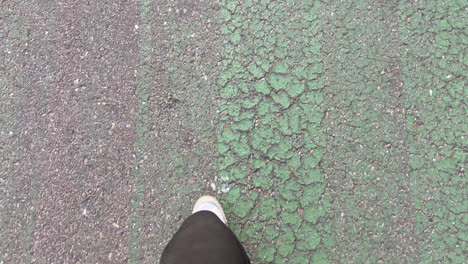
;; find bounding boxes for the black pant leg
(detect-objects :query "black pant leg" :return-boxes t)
[160,211,251,264]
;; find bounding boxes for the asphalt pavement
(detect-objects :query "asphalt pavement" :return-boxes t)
[1,0,466,263]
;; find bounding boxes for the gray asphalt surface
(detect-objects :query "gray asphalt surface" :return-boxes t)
[2,0,140,262]
[1,0,221,263]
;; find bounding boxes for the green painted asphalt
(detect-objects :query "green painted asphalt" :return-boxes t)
[217,1,329,263]
[127,0,467,262]
[127,0,152,262]
[214,0,466,263]
[320,0,414,262]
[400,1,467,262]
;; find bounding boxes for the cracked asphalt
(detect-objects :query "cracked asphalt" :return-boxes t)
[1,0,466,263]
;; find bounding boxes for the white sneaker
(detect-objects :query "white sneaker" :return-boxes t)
[192,196,228,226]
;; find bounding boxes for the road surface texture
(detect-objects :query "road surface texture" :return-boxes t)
[1,0,466,263]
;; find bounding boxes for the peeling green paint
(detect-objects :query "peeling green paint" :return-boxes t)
[217,1,329,262]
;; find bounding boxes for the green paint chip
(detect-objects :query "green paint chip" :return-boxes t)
[220,8,232,22]
[307,63,324,74]
[264,225,279,241]
[256,244,276,262]
[252,159,266,170]
[258,163,273,177]
[289,110,300,133]
[237,111,255,121]
[271,92,291,109]
[274,47,288,59]
[444,235,457,247]
[312,250,330,264]
[275,166,292,183]
[252,175,271,189]
[278,242,294,257]
[260,127,275,139]
[302,104,323,123]
[225,1,237,11]
[458,232,468,242]
[303,155,320,169]
[230,31,241,45]
[217,143,229,155]
[303,205,326,224]
[225,187,241,202]
[268,140,294,161]
[301,184,325,206]
[253,164,274,188]
[255,58,270,72]
[434,158,456,172]
[280,199,299,213]
[229,166,248,180]
[296,224,321,250]
[257,100,278,116]
[242,97,260,109]
[218,153,237,170]
[300,91,323,105]
[251,131,269,154]
[259,197,279,219]
[238,82,249,93]
[248,63,264,79]
[220,127,240,143]
[268,74,292,91]
[254,79,270,95]
[289,250,310,263]
[286,83,305,98]
[231,137,251,158]
[302,169,323,184]
[223,103,241,118]
[273,62,290,74]
[250,19,263,33]
[277,115,292,136]
[294,65,306,80]
[288,154,301,170]
[280,180,301,201]
[220,84,238,99]
[232,119,254,132]
[308,78,324,90]
[281,211,303,228]
[218,71,232,87]
[232,196,255,218]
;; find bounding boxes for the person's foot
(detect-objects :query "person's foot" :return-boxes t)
[192,196,228,226]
